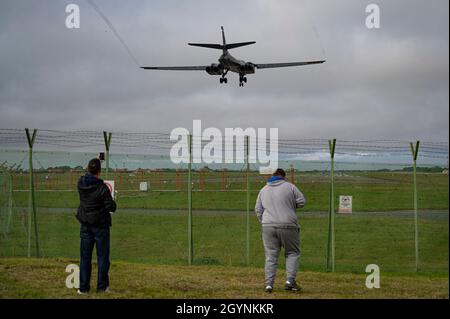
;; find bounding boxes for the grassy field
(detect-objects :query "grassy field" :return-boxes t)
[1,171,448,299]
[0,258,447,298]
[1,209,448,274]
[10,171,449,211]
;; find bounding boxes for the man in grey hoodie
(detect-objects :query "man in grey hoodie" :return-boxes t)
[255,168,306,293]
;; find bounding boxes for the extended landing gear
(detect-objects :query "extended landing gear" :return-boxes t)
[239,74,247,87]
[219,70,229,84]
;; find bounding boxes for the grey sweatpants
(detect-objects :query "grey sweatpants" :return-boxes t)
[262,226,300,286]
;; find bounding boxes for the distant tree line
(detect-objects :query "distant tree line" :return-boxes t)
[401,166,445,173]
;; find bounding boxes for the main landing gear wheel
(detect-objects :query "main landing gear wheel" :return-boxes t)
[239,76,247,87]
[220,70,229,84]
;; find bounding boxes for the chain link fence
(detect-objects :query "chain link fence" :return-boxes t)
[0,129,448,274]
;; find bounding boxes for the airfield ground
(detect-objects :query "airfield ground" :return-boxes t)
[0,171,448,298]
[1,209,448,273]
[0,258,448,299]
[10,171,449,212]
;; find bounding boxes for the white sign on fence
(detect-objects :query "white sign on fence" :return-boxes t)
[339,195,352,214]
[104,180,115,199]
[139,181,148,192]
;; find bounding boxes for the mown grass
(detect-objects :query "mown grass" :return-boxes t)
[2,172,448,298]
[1,210,448,274]
[0,258,447,298]
[11,172,449,212]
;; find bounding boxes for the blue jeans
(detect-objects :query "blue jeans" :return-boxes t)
[79,224,110,292]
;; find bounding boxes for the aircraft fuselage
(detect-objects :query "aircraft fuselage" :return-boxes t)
[218,51,255,75]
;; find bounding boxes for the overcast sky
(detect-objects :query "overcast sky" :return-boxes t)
[0,0,448,141]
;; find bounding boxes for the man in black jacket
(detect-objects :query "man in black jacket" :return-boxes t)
[76,158,117,294]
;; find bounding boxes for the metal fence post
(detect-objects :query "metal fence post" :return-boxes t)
[25,128,39,258]
[410,141,420,272]
[7,171,13,232]
[245,135,250,266]
[188,134,193,265]
[326,139,336,272]
[103,131,112,179]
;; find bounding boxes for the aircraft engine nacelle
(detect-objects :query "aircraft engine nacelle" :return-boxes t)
[206,64,223,75]
[241,63,255,74]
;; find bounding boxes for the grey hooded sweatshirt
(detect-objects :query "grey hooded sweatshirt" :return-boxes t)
[255,178,306,227]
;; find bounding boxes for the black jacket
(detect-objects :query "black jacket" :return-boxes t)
[76,173,117,227]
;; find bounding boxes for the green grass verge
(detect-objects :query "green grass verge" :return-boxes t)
[0,258,447,298]
[1,210,448,274]
[11,172,449,211]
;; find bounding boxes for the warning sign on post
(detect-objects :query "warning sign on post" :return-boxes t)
[339,195,352,214]
[139,182,148,192]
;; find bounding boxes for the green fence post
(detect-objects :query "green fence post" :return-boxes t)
[25,128,39,258]
[103,131,112,179]
[7,171,13,232]
[326,139,336,272]
[245,135,250,266]
[188,134,193,265]
[410,141,420,272]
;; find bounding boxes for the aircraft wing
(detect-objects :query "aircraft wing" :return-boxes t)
[140,66,207,71]
[255,60,325,69]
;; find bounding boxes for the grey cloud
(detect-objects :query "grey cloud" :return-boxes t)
[0,0,448,142]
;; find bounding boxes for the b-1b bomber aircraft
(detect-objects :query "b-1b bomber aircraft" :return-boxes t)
[141,27,325,87]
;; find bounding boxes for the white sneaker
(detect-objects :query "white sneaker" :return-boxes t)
[77,289,88,295]
[264,285,273,293]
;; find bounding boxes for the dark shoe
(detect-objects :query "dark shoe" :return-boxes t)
[264,285,273,293]
[285,280,302,292]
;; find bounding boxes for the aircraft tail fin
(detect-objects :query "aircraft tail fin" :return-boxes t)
[188,27,256,52]
[221,26,226,47]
